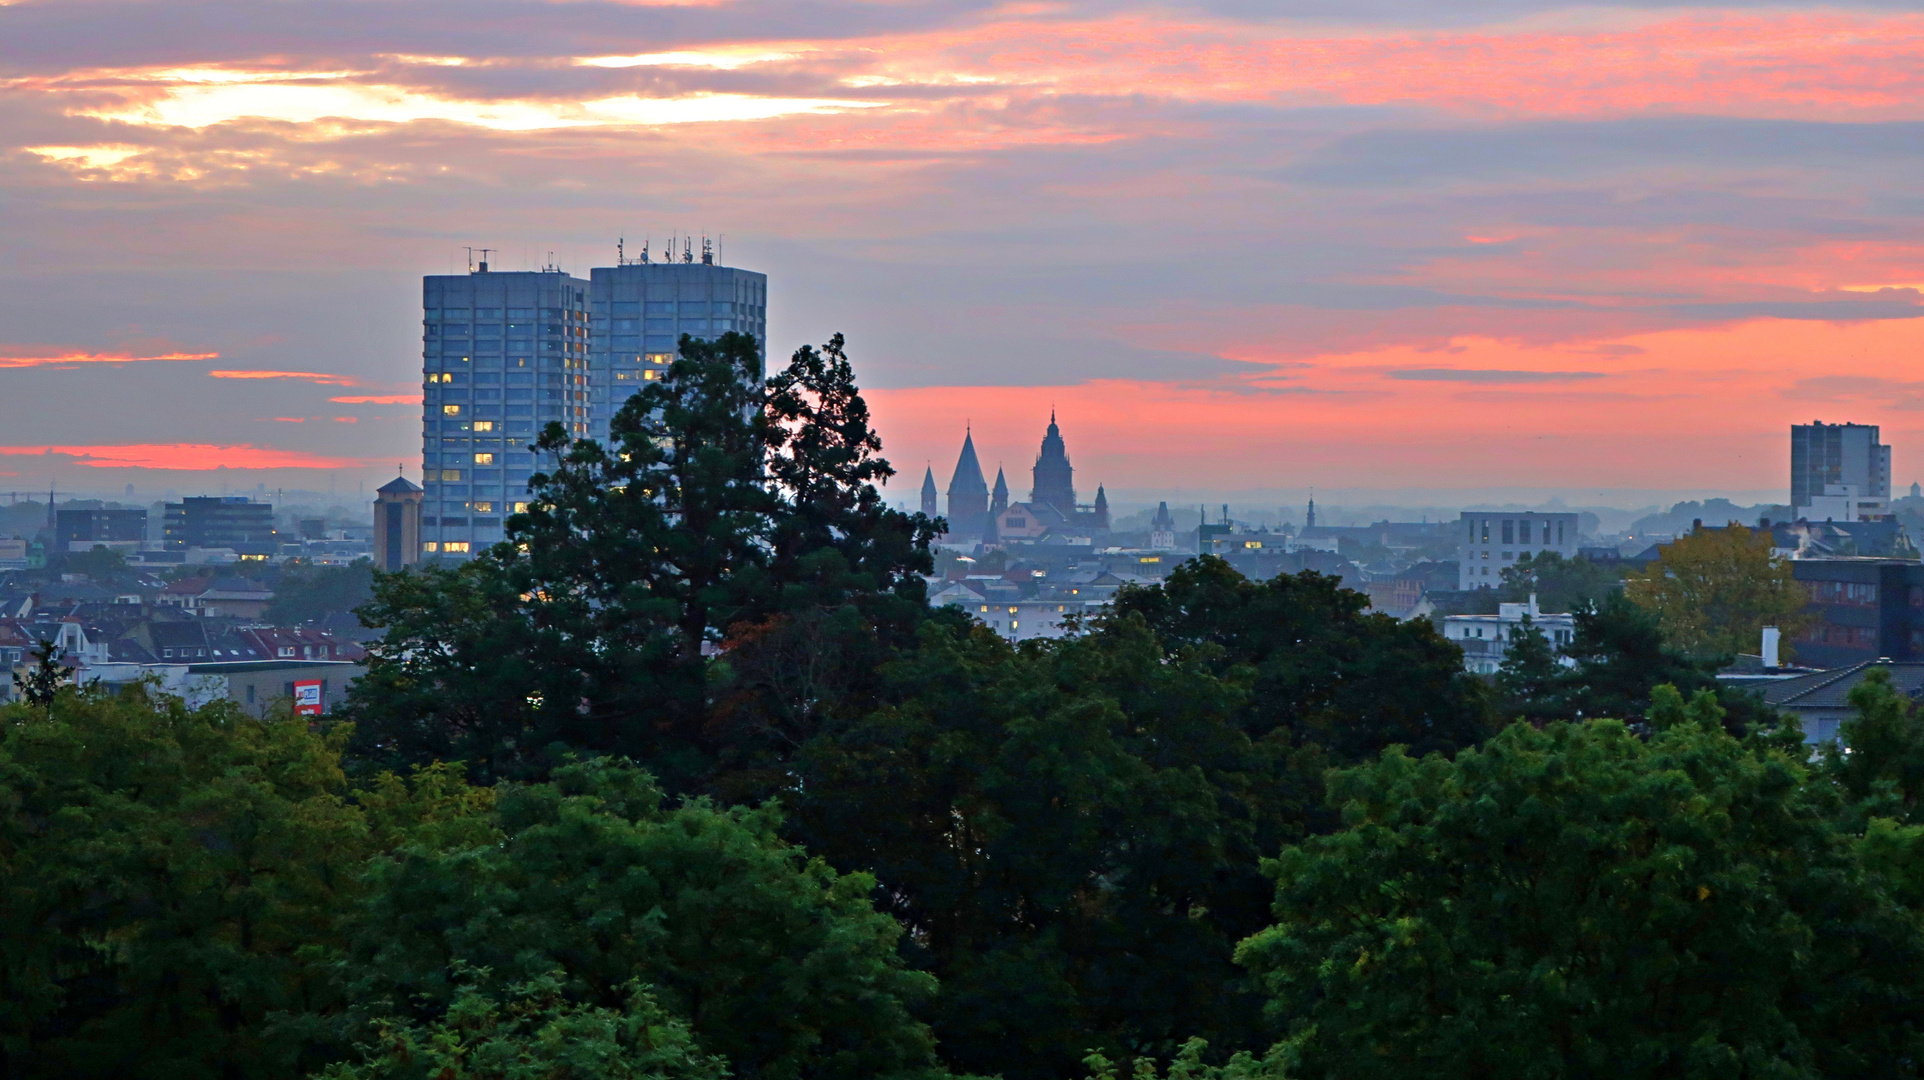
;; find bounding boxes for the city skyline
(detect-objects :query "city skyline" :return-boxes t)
[3,0,1923,500]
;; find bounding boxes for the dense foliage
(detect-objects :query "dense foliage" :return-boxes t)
[10,332,1913,1080]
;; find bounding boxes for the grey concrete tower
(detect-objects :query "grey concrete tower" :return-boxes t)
[588,254,767,446]
[420,265,590,560]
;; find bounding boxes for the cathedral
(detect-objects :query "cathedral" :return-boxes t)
[938,414,1108,541]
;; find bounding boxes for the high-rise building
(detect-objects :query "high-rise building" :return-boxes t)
[1792,422,1891,517]
[419,251,767,561]
[419,265,591,559]
[372,475,424,571]
[587,254,768,446]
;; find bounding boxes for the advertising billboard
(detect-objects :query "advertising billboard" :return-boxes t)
[292,679,324,716]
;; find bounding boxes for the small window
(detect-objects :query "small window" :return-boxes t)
[423,541,440,552]
[472,501,494,513]
[508,307,535,318]
[472,420,494,432]
[473,453,494,464]
[444,541,471,553]
[443,404,462,416]
[513,502,530,513]
[441,469,462,481]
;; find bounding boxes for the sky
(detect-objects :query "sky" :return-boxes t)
[2,0,1922,510]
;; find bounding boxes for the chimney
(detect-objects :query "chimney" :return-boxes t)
[1528,592,1539,618]
[1762,626,1781,670]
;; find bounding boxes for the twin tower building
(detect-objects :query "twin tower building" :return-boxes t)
[921,414,1109,543]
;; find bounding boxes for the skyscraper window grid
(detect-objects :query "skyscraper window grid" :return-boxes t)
[420,266,591,558]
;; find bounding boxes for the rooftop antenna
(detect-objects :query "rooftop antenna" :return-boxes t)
[477,247,493,273]
[641,236,650,264]
[464,246,475,272]
[617,237,624,265]
[545,250,557,271]
[701,234,712,264]
[682,236,693,263]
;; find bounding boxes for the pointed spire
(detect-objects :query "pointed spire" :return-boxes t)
[990,467,1009,518]
[920,465,939,517]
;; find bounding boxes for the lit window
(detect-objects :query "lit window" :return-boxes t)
[444,541,471,553]
[422,541,439,552]
[980,605,989,612]
[1008,606,1018,614]
[513,502,530,513]
[443,405,462,416]
[473,420,495,432]
[474,453,495,464]
[472,501,494,513]
[441,469,462,481]
[643,370,658,380]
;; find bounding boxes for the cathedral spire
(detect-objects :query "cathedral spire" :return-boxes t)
[946,430,990,537]
[1030,413,1075,513]
[991,466,1009,518]
[920,465,938,517]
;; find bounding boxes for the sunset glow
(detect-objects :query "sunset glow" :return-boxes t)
[2,0,1921,494]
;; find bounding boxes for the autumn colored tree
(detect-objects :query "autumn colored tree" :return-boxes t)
[1624,524,1810,658]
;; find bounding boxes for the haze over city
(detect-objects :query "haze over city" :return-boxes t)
[4,0,1921,509]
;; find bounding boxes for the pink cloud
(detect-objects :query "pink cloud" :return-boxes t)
[0,444,375,470]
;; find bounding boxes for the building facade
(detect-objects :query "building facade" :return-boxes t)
[163,497,275,553]
[1440,596,1577,675]
[1457,511,1581,589]
[586,258,768,446]
[420,266,591,559]
[57,508,147,552]
[1790,558,1924,668]
[420,257,766,561]
[372,475,424,571]
[1792,422,1890,518]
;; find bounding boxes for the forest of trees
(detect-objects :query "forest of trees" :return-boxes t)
[7,332,1924,1079]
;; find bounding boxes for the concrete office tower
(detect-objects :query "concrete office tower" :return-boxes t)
[587,257,768,447]
[947,429,989,538]
[420,266,590,560]
[372,475,424,572]
[1792,422,1891,517]
[1458,511,1581,590]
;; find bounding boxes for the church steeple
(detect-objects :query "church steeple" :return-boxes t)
[920,466,938,517]
[991,467,1009,518]
[946,428,990,537]
[1091,484,1109,530]
[1030,413,1075,514]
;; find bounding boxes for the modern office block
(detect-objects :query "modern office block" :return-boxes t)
[1457,511,1581,589]
[586,256,768,446]
[419,266,591,559]
[163,497,276,553]
[57,508,147,551]
[1792,422,1890,517]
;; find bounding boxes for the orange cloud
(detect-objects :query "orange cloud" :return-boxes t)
[332,416,358,423]
[272,417,306,422]
[210,369,363,386]
[0,350,217,368]
[330,394,422,404]
[0,444,373,470]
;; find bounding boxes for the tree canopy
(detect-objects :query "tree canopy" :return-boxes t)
[1625,524,1810,659]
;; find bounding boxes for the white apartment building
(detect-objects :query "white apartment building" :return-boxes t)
[1457,511,1581,590]
[1440,596,1577,675]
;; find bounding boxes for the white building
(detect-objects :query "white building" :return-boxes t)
[1795,483,1890,523]
[1440,595,1577,675]
[1458,512,1581,590]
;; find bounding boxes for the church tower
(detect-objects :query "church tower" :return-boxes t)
[991,467,1009,519]
[1092,484,1109,530]
[920,466,938,518]
[946,429,989,537]
[1030,412,1076,514]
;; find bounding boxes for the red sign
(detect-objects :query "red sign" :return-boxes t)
[292,679,324,716]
